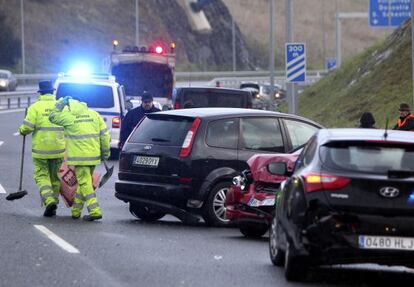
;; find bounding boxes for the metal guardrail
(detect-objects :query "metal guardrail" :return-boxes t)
[12,70,328,82]
[1,70,328,110]
[0,91,36,110]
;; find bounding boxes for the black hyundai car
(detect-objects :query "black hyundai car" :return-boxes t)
[268,128,414,281]
[115,108,322,226]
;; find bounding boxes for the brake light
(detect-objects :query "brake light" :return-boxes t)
[179,177,192,184]
[112,116,120,128]
[303,172,351,193]
[180,118,201,157]
[174,102,181,109]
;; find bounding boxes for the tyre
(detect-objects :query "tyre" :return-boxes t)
[240,224,268,238]
[202,182,231,227]
[269,216,285,266]
[129,203,165,221]
[284,241,308,281]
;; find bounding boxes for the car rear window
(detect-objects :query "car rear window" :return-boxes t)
[128,116,194,146]
[320,141,414,173]
[181,90,249,108]
[56,83,114,108]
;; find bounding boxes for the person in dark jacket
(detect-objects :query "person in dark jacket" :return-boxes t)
[119,92,160,148]
[393,102,414,131]
[359,112,376,128]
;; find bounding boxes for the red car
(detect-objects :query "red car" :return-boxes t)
[226,152,298,238]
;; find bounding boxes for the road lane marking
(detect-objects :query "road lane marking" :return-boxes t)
[0,184,6,194]
[0,141,3,147]
[34,225,80,254]
[13,132,20,136]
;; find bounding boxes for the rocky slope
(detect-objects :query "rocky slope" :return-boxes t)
[0,0,255,72]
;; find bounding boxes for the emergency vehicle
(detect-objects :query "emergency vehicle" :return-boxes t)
[103,41,176,109]
[54,73,127,154]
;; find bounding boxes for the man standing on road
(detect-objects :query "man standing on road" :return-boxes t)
[49,97,110,221]
[119,91,160,148]
[18,81,65,217]
[393,103,414,131]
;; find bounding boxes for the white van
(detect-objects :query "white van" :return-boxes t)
[54,73,127,155]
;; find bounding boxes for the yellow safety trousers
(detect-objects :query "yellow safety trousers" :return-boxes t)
[33,158,63,206]
[71,166,102,217]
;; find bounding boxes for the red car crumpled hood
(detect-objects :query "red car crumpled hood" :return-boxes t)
[247,153,298,183]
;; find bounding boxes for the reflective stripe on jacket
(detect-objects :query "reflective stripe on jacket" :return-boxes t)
[49,99,111,166]
[396,114,414,130]
[18,94,65,159]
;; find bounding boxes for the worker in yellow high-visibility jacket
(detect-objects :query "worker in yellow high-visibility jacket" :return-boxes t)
[49,97,110,221]
[18,81,65,217]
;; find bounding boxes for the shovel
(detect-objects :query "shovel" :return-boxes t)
[99,160,114,188]
[6,133,28,201]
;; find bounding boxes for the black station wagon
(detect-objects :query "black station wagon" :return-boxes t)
[115,108,322,226]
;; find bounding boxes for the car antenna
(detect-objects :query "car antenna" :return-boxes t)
[383,117,389,140]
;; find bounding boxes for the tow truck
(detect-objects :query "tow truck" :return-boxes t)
[103,41,176,110]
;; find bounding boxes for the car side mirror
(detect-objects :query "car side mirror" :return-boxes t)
[267,162,291,176]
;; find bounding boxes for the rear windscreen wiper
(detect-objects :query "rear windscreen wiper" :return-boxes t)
[151,138,170,142]
[388,170,414,179]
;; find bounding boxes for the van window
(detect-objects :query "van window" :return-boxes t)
[206,119,238,149]
[129,116,193,146]
[240,117,284,152]
[56,83,114,108]
[181,90,249,108]
[112,62,173,99]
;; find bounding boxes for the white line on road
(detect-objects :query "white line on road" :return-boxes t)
[0,141,3,147]
[0,184,6,194]
[13,132,20,136]
[34,225,80,254]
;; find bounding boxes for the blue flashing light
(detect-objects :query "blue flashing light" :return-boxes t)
[67,62,92,77]
[408,191,414,203]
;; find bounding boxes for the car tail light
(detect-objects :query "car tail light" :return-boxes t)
[180,118,201,157]
[174,102,181,109]
[179,177,192,184]
[303,172,351,193]
[112,116,120,128]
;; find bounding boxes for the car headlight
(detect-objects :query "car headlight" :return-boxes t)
[232,175,247,191]
[0,80,7,87]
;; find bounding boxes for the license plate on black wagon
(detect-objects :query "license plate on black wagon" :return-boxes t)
[134,156,159,167]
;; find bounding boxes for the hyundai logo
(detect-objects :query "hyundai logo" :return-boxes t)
[144,145,152,150]
[379,187,400,198]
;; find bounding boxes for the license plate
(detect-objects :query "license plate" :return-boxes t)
[359,235,414,251]
[247,197,275,207]
[134,156,159,167]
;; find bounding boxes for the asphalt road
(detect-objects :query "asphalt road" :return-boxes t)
[1,110,414,287]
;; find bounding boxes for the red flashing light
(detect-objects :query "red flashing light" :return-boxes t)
[155,46,163,54]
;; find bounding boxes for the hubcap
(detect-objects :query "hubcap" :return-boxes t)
[213,187,230,223]
[270,216,279,256]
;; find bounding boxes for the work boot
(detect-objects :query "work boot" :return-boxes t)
[43,203,57,217]
[71,215,80,220]
[83,214,102,221]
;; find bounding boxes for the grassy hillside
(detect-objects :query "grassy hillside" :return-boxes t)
[299,21,412,129]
